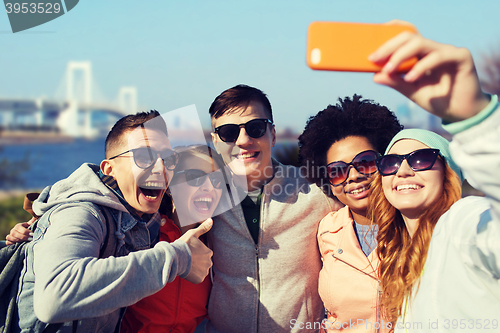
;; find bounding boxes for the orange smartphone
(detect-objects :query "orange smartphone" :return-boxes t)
[306,21,417,72]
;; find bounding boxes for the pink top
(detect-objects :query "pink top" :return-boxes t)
[317,206,390,332]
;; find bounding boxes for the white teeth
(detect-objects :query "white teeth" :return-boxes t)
[145,194,159,199]
[142,181,165,188]
[396,184,422,191]
[194,197,213,203]
[237,152,257,159]
[194,197,213,211]
[348,187,365,195]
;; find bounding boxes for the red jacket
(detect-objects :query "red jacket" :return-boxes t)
[120,215,211,333]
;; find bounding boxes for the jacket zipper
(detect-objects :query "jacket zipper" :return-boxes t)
[255,244,260,333]
[331,254,378,281]
[332,253,381,332]
[255,189,265,333]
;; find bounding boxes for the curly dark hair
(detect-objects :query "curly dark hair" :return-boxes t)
[298,94,402,198]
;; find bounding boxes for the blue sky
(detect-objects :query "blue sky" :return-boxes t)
[2,0,500,131]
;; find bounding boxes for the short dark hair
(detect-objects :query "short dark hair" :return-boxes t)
[298,95,403,198]
[209,84,273,123]
[105,110,168,158]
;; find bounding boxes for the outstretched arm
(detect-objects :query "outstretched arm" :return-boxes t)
[371,23,500,277]
[32,204,192,323]
[369,26,490,122]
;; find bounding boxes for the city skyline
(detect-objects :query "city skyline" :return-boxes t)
[2,1,500,132]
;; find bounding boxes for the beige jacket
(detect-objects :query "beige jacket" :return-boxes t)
[318,207,390,332]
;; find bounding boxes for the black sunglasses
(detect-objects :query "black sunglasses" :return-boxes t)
[214,118,273,143]
[175,169,225,189]
[109,147,179,170]
[327,150,380,186]
[376,148,440,176]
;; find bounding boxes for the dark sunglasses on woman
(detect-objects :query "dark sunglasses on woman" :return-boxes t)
[376,148,440,176]
[175,169,225,189]
[109,147,179,170]
[327,150,380,186]
[214,118,273,143]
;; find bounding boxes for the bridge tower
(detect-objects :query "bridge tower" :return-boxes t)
[66,61,92,104]
[57,61,137,138]
[58,61,93,137]
[118,86,137,114]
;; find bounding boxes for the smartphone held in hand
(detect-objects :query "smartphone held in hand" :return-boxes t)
[306,21,417,72]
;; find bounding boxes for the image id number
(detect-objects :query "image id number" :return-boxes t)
[5,2,61,14]
[443,319,498,330]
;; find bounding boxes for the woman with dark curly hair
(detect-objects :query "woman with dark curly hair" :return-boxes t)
[298,95,402,332]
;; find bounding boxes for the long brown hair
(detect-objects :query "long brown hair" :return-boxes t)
[370,161,462,326]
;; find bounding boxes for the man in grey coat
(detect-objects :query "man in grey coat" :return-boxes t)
[14,111,213,332]
[207,85,341,333]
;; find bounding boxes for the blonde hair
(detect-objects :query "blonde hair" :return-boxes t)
[370,161,462,327]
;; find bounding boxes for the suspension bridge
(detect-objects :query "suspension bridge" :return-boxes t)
[0,61,137,139]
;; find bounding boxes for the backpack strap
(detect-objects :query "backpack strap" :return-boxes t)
[96,205,115,259]
[96,205,125,333]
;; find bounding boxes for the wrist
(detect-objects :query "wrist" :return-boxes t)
[442,93,491,123]
[443,94,498,135]
[471,93,492,118]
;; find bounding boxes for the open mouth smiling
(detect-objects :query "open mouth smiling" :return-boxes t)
[193,196,214,211]
[139,181,166,200]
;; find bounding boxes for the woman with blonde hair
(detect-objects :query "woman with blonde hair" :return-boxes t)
[370,129,463,325]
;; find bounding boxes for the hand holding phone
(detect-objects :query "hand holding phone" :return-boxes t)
[306,21,417,72]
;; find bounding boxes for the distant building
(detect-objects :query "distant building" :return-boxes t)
[395,100,443,133]
[0,99,65,132]
[276,127,298,141]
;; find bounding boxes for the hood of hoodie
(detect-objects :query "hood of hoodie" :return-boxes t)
[32,163,128,216]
